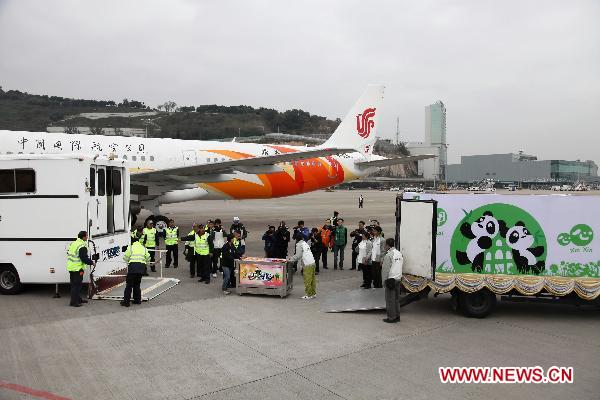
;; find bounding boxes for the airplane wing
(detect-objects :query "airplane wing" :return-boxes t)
[355,154,436,169]
[131,147,354,184]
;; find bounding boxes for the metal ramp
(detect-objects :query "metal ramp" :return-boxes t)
[320,288,386,313]
[92,277,180,301]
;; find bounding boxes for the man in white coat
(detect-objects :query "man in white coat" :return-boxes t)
[382,238,403,323]
[288,231,317,299]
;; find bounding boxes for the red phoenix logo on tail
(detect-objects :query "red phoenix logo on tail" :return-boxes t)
[356,107,376,138]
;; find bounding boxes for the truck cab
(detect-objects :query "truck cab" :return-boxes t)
[0,154,130,294]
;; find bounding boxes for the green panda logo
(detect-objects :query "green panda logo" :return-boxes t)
[450,203,546,276]
[437,208,448,227]
[557,224,594,247]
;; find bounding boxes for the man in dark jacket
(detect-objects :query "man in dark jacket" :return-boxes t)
[221,234,240,294]
[229,217,248,255]
[309,227,322,274]
[274,221,290,258]
[350,221,367,270]
[262,225,277,258]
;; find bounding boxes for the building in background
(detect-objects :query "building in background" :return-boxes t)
[446,152,598,182]
[405,100,448,181]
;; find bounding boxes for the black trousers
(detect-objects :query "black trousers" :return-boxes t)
[69,270,84,306]
[147,247,156,271]
[360,264,372,288]
[372,262,383,288]
[196,254,211,282]
[166,244,178,267]
[186,246,196,276]
[123,273,143,304]
[313,250,321,272]
[385,279,401,321]
[211,248,221,273]
[321,246,328,267]
[351,248,358,269]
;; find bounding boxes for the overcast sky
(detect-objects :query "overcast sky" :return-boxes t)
[1,0,598,164]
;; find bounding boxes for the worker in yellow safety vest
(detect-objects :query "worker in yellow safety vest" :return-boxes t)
[181,224,214,284]
[142,220,158,272]
[164,219,179,269]
[120,235,150,307]
[66,231,95,307]
[184,223,198,278]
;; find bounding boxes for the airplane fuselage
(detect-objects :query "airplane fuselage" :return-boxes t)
[0,130,372,204]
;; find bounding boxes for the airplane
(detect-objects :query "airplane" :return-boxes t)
[0,85,434,227]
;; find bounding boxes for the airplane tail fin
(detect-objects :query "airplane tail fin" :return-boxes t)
[323,84,384,158]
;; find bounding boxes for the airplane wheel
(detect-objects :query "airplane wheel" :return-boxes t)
[145,215,170,232]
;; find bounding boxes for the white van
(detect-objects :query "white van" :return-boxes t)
[0,155,130,294]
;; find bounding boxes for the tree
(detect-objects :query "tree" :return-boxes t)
[63,126,80,134]
[161,101,177,113]
[90,126,105,135]
[114,127,124,136]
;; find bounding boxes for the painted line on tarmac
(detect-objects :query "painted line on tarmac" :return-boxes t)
[0,380,72,400]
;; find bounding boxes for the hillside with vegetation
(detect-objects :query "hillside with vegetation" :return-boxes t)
[0,86,340,140]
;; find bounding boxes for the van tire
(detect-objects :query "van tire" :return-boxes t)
[0,265,23,295]
[458,289,496,318]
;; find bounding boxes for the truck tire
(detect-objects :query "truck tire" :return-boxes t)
[458,289,496,318]
[0,265,23,295]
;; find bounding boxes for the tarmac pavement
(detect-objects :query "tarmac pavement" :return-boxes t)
[1,190,599,399]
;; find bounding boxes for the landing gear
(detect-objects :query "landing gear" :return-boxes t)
[144,215,170,232]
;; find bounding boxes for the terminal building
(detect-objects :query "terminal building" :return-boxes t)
[446,152,598,182]
[405,101,448,181]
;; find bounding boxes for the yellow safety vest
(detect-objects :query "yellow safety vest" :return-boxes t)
[185,230,195,247]
[233,237,239,249]
[124,241,150,264]
[66,238,87,272]
[194,232,210,255]
[165,227,178,246]
[143,227,157,248]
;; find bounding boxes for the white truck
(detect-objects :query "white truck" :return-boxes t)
[397,192,600,317]
[0,154,131,295]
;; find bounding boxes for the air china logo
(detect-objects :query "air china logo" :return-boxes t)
[356,107,376,138]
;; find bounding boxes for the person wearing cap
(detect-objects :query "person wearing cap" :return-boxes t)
[262,225,277,258]
[274,221,290,258]
[229,217,248,255]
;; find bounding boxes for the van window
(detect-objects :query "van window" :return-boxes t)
[150,156,154,161]
[0,169,36,193]
[98,169,105,196]
[16,170,35,192]
[89,168,96,196]
[112,169,122,195]
[0,169,15,193]
[106,167,113,196]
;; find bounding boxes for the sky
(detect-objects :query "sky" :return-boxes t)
[0,0,598,164]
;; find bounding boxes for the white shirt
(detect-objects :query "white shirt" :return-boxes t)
[371,237,381,262]
[290,240,315,267]
[388,248,404,280]
[357,240,367,263]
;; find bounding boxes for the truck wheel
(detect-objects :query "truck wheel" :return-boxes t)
[0,265,23,295]
[458,289,496,318]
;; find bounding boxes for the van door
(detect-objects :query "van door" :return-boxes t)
[93,165,108,236]
[395,198,437,280]
[182,150,197,166]
[112,167,125,231]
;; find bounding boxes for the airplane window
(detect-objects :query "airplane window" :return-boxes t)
[123,155,127,160]
[206,158,210,163]
[132,155,137,161]
[221,158,225,161]
[214,158,218,162]
[141,156,146,161]
[150,156,155,161]
[6,151,12,155]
